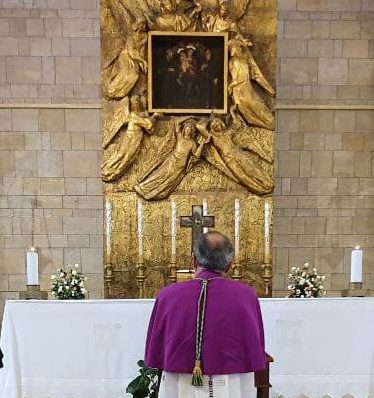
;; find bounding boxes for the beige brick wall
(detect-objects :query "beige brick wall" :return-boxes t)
[274,0,374,297]
[0,0,373,312]
[0,0,103,317]
[0,0,100,104]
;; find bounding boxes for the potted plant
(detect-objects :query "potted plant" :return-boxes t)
[287,262,325,298]
[51,264,87,299]
[126,360,160,398]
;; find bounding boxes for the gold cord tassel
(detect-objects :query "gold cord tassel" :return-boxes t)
[192,280,208,386]
[191,360,203,387]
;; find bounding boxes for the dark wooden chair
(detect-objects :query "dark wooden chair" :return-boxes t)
[255,353,274,398]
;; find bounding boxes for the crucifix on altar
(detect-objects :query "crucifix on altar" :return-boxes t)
[172,205,215,282]
[180,205,215,251]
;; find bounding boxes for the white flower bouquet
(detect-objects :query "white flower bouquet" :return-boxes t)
[51,264,87,300]
[287,263,325,298]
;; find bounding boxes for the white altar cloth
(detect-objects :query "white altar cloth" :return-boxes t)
[0,298,373,398]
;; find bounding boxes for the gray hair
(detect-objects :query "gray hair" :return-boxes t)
[193,231,234,271]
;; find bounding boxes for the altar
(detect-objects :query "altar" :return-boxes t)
[0,298,374,398]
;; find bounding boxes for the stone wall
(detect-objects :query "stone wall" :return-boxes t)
[0,0,103,317]
[274,0,374,296]
[0,0,373,315]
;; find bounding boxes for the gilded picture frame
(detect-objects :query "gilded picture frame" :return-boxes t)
[148,31,228,114]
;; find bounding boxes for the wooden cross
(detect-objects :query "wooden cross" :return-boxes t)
[180,205,215,252]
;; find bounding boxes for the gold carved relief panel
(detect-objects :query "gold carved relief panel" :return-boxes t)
[101,0,276,298]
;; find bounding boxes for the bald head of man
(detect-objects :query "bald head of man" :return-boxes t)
[193,231,234,273]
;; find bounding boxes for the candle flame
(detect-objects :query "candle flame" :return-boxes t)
[355,245,360,250]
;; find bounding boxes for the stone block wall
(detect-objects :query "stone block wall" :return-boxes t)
[274,0,374,296]
[0,0,373,315]
[0,0,103,317]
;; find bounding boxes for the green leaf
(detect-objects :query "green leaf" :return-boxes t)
[126,376,143,393]
[127,359,160,398]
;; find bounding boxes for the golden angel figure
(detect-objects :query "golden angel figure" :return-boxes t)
[144,0,201,31]
[233,125,274,164]
[196,118,273,195]
[202,0,250,39]
[228,40,275,131]
[102,95,159,182]
[102,0,148,99]
[134,118,208,200]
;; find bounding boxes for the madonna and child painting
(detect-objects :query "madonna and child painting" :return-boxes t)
[149,32,228,113]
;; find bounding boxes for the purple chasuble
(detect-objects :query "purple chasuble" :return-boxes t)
[145,269,266,375]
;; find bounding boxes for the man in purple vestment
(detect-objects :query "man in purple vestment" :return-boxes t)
[145,231,266,398]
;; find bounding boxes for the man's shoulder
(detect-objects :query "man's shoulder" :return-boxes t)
[157,279,197,299]
[222,278,258,297]
[157,278,258,299]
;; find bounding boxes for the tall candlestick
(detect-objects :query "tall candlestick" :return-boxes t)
[171,201,177,257]
[105,200,112,259]
[137,200,143,260]
[202,199,208,234]
[26,247,39,285]
[350,245,363,283]
[264,199,272,264]
[234,199,240,260]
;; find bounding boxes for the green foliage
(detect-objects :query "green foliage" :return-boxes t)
[126,360,160,398]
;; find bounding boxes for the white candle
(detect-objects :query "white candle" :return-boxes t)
[137,200,143,259]
[171,201,177,257]
[202,199,208,234]
[26,247,39,285]
[350,245,363,283]
[105,201,112,257]
[264,199,271,263]
[234,199,240,260]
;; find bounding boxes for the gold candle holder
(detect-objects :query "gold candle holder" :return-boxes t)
[169,255,178,284]
[341,281,373,297]
[261,263,273,297]
[104,257,115,298]
[232,260,243,281]
[136,257,146,298]
[19,285,48,300]
[350,282,362,290]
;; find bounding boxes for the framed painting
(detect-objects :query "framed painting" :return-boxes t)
[148,31,228,114]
